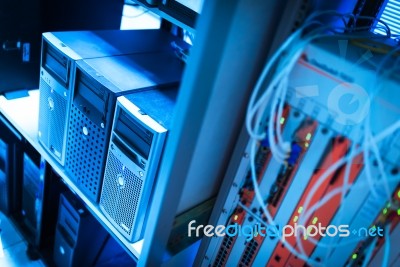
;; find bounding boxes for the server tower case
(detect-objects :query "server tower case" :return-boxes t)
[99,87,177,242]
[65,51,184,203]
[38,168,67,261]
[9,144,65,261]
[53,191,108,267]
[0,115,22,215]
[38,29,186,165]
[20,144,42,241]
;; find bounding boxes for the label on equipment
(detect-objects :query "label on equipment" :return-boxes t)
[22,43,30,62]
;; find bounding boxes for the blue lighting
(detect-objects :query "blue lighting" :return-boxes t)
[374,0,400,37]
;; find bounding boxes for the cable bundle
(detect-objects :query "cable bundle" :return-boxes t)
[244,11,400,266]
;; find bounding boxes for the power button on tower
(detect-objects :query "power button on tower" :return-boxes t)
[82,126,89,136]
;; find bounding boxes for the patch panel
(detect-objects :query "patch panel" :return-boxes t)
[200,35,400,267]
[255,107,304,207]
[252,123,333,266]
[211,207,247,267]
[285,152,364,266]
[238,236,261,267]
[225,114,317,267]
[209,106,292,266]
[223,107,304,266]
[310,167,375,262]
[211,173,263,267]
[266,136,358,267]
[267,119,318,218]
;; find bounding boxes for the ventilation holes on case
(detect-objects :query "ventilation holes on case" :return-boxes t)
[65,105,109,202]
[38,78,67,161]
[100,151,143,237]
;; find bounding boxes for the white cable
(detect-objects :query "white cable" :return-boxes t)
[250,123,328,266]
[268,86,288,162]
[341,142,356,205]
[301,174,400,243]
[382,224,391,267]
[248,59,298,140]
[273,54,301,157]
[363,76,387,200]
[325,142,358,263]
[246,12,398,266]
[362,238,378,267]
[293,163,395,251]
[249,135,323,266]
[243,172,400,248]
[247,22,347,139]
[298,119,400,227]
[363,137,380,199]
[296,141,358,259]
[363,45,400,204]
[247,21,385,160]
[366,126,392,200]
[250,80,315,266]
[242,165,399,266]
[0,227,3,258]
[292,120,400,263]
[246,30,303,139]
[361,42,400,204]
[246,20,322,139]
[255,47,305,163]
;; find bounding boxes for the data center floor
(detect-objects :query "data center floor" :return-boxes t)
[0,212,45,267]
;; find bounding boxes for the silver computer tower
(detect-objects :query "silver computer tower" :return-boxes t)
[38,29,186,165]
[100,87,177,242]
[65,52,183,203]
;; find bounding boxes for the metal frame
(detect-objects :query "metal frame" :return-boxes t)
[0,114,23,215]
[0,0,328,265]
[139,0,291,265]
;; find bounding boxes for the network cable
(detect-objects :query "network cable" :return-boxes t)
[382,224,391,267]
[247,20,398,267]
[245,11,399,266]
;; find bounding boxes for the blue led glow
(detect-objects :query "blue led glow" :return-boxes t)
[374,0,400,38]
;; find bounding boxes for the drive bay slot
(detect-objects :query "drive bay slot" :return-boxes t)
[114,110,153,159]
[43,44,69,86]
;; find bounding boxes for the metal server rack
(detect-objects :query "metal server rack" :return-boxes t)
[0,0,359,266]
[135,0,318,266]
[193,16,400,267]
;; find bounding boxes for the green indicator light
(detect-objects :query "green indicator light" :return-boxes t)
[383,208,388,215]
[397,209,400,216]
[280,117,285,125]
[352,254,357,260]
[298,207,303,214]
[312,217,318,224]
[306,133,312,141]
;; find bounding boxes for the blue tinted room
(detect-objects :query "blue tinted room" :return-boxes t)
[0,0,399,266]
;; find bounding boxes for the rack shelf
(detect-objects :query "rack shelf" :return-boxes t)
[128,0,196,33]
[0,89,143,261]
